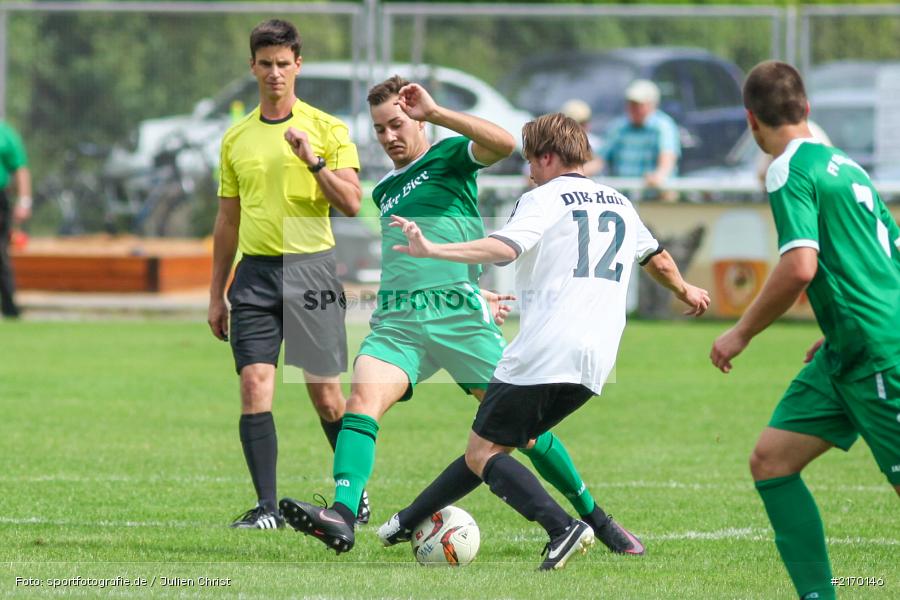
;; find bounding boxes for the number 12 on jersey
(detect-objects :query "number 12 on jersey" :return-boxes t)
[572,209,626,281]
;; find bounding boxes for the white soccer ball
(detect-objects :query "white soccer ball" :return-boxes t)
[410,505,480,567]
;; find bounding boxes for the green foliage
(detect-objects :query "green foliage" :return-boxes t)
[0,319,896,598]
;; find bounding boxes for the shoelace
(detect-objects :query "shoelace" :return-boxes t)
[312,492,329,509]
[232,505,264,523]
[540,542,551,557]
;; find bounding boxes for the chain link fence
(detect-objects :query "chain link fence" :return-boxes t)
[0,1,898,237]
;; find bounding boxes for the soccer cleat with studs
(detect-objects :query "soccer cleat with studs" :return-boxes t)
[356,490,371,527]
[591,514,645,555]
[539,519,595,571]
[376,513,413,547]
[229,505,285,530]
[280,497,355,554]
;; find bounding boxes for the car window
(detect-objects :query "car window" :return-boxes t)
[504,61,638,117]
[430,81,477,112]
[682,61,741,110]
[211,78,258,118]
[297,77,355,116]
[652,62,684,113]
[810,106,874,159]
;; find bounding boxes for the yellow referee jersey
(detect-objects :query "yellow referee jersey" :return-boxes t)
[218,99,360,255]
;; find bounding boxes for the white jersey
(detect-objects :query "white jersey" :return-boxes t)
[490,174,660,394]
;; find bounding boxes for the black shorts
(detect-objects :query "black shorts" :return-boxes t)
[227,250,347,376]
[472,378,595,447]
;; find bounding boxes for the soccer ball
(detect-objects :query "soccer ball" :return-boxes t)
[410,505,480,567]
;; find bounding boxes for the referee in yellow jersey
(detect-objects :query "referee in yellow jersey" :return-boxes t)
[207,19,364,529]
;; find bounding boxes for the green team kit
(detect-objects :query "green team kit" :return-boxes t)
[767,139,900,483]
[359,136,504,395]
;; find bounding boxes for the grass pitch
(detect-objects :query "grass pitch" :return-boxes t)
[0,319,896,599]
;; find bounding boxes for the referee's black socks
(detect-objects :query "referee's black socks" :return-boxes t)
[239,412,278,513]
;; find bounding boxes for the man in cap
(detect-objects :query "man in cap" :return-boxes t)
[597,79,680,196]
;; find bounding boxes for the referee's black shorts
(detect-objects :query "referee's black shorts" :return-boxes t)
[471,378,595,448]
[227,250,347,376]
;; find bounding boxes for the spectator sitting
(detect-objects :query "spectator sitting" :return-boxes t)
[597,79,680,200]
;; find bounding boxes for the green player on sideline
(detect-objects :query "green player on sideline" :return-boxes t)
[711,61,900,600]
[280,78,643,556]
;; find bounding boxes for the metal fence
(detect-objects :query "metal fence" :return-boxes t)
[0,1,898,236]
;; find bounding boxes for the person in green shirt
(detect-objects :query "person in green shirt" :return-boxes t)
[281,78,643,556]
[0,121,32,318]
[711,60,900,600]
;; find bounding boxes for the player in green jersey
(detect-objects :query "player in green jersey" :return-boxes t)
[280,77,643,556]
[711,61,900,600]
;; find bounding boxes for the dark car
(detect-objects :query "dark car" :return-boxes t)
[498,47,747,172]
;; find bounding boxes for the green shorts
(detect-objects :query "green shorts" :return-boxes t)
[770,351,900,484]
[357,283,506,400]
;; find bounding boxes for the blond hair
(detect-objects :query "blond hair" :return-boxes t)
[522,113,592,167]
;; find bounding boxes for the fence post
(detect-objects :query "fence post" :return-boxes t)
[0,8,6,120]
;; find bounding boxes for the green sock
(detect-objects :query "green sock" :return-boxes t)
[333,413,379,514]
[519,431,596,516]
[756,474,835,600]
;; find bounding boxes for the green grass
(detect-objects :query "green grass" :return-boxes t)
[0,319,897,599]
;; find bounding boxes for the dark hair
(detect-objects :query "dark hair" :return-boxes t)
[743,60,808,127]
[250,19,301,59]
[522,113,592,167]
[367,75,410,106]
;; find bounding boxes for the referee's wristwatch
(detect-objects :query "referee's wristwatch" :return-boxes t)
[308,156,326,173]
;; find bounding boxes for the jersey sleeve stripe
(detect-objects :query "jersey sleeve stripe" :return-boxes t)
[488,234,522,266]
[467,141,490,167]
[778,239,820,255]
[638,245,664,266]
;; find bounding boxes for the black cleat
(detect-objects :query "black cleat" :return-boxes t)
[230,505,285,530]
[280,497,355,554]
[586,511,645,555]
[356,490,371,527]
[539,520,595,571]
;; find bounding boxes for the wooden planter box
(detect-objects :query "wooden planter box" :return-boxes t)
[10,237,212,293]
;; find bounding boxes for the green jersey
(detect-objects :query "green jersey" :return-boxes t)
[373,136,487,292]
[767,138,900,380]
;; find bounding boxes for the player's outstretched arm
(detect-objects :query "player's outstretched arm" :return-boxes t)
[710,246,818,373]
[390,215,518,264]
[396,83,515,166]
[642,250,710,316]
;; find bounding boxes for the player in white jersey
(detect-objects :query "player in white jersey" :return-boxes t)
[392,112,710,570]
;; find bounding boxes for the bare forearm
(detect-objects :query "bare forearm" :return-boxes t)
[429,237,517,264]
[643,250,686,295]
[209,211,239,298]
[315,168,361,216]
[14,167,32,198]
[733,265,808,340]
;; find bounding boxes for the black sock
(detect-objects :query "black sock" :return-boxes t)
[581,504,609,531]
[320,417,343,451]
[397,455,482,529]
[481,453,571,538]
[239,412,277,513]
[332,502,356,526]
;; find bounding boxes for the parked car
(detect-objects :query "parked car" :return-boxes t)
[805,60,900,180]
[103,61,534,187]
[498,47,747,172]
[685,60,900,195]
